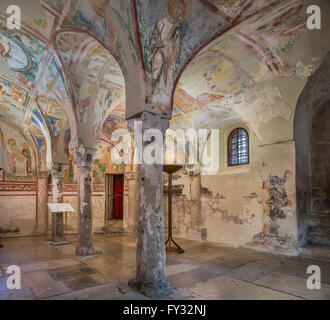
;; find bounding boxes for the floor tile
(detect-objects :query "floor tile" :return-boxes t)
[255,272,330,300]
[167,267,218,288]
[182,276,302,300]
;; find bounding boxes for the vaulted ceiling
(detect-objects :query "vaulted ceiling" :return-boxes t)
[0,0,329,169]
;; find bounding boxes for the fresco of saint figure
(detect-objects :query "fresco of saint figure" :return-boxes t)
[54,119,63,154]
[65,153,77,184]
[39,139,47,171]
[150,0,190,117]
[22,142,32,176]
[64,127,71,159]
[100,146,113,173]
[6,138,17,175]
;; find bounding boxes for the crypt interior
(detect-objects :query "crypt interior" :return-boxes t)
[0,0,330,300]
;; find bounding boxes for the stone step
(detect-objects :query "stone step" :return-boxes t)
[300,245,330,262]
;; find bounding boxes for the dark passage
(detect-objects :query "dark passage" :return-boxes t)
[309,102,330,245]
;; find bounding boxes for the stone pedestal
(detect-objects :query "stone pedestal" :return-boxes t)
[51,164,68,242]
[74,148,98,256]
[36,172,50,235]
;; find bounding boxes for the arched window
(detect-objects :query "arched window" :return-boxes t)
[228,128,249,166]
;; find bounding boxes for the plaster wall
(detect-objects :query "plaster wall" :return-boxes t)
[46,187,105,234]
[165,128,298,254]
[0,192,37,236]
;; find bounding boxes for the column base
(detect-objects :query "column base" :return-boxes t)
[128,278,174,299]
[50,240,71,246]
[33,225,48,236]
[75,246,102,257]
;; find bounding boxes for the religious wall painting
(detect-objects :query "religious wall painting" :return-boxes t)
[201,0,252,23]
[36,137,47,172]
[0,106,21,124]
[56,31,123,137]
[63,140,124,185]
[0,33,30,80]
[0,121,36,181]
[178,51,254,99]
[45,99,66,119]
[5,30,46,85]
[235,0,305,79]
[138,0,228,91]
[95,141,125,177]
[0,78,28,110]
[102,116,126,137]
[105,0,140,77]
[64,152,77,184]
[69,0,109,47]
[39,110,70,163]
[45,56,71,103]
[145,0,191,117]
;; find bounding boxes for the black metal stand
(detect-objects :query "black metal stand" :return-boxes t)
[50,212,70,246]
[164,166,184,254]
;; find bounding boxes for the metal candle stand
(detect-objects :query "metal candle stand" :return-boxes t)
[163,165,184,254]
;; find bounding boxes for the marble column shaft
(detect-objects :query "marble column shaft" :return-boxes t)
[36,172,50,234]
[74,148,97,256]
[129,112,170,296]
[51,163,68,242]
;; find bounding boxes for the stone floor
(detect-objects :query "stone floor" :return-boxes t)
[1,234,330,300]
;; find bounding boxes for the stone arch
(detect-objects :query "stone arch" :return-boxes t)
[294,52,330,248]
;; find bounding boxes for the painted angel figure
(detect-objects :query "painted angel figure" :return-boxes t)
[22,142,32,176]
[6,138,17,175]
[150,0,190,117]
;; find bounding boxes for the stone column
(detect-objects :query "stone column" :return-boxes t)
[74,147,98,256]
[123,169,137,234]
[51,163,68,242]
[36,171,50,235]
[128,111,170,297]
[127,174,137,233]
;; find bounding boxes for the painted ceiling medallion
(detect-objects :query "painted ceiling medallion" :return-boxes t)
[0,34,32,73]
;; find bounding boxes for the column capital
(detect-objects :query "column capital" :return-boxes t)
[127,111,170,137]
[38,171,51,180]
[72,146,97,168]
[51,163,68,179]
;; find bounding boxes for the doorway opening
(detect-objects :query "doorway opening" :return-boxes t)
[105,174,124,222]
[309,102,330,246]
[295,53,330,259]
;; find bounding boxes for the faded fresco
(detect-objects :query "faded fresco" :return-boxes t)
[56,31,125,148]
[0,120,36,181]
[64,140,126,185]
